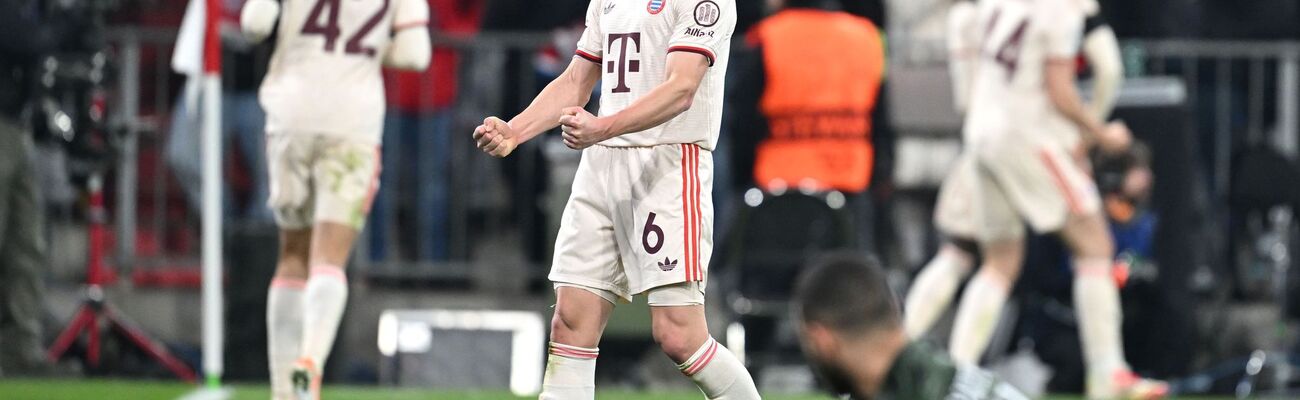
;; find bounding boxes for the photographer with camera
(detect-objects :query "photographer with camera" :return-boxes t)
[0,0,68,377]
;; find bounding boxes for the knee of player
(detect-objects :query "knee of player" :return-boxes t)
[549,308,592,344]
[650,316,697,358]
[1077,232,1116,259]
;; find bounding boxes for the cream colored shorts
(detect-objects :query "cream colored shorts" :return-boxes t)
[549,144,713,302]
[266,134,380,230]
[971,142,1101,240]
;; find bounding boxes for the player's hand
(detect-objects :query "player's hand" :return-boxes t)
[1096,121,1132,154]
[473,116,517,158]
[558,107,612,150]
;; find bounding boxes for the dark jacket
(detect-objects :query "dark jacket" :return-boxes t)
[0,0,58,121]
[880,341,1029,400]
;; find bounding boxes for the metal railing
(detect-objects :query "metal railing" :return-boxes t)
[106,27,181,273]
[1129,40,1300,183]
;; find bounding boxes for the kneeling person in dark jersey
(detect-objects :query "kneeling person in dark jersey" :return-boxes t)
[793,253,1029,400]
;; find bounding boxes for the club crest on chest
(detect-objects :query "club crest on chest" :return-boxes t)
[647,0,665,15]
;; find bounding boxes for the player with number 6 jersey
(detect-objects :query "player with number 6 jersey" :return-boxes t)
[470,0,758,398]
[239,0,429,398]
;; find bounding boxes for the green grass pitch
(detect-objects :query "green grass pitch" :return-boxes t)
[0,379,1231,400]
[0,379,834,400]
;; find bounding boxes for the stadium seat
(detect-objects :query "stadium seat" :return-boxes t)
[715,189,856,374]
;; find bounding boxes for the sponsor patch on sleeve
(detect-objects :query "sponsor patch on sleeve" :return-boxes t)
[694,0,720,27]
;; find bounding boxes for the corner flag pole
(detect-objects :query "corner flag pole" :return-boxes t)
[201,0,224,389]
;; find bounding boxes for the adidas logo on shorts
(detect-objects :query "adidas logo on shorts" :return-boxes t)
[658,257,679,271]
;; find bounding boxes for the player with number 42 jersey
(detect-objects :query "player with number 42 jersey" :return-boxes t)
[259,0,429,142]
[239,0,429,398]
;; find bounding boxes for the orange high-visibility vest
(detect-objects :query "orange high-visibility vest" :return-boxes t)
[750,9,885,192]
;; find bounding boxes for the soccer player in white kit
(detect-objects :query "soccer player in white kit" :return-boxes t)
[902,0,1166,398]
[472,1,759,398]
[240,0,429,398]
[904,0,1127,360]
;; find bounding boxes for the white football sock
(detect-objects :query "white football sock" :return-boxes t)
[300,265,348,370]
[267,277,305,400]
[677,337,760,400]
[540,342,598,400]
[1074,257,1127,378]
[904,247,973,338]
[949,268,1011,365]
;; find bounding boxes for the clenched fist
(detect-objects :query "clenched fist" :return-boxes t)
[473,116,517,158]
[1096,121,1133,154]
[558,107,613,150]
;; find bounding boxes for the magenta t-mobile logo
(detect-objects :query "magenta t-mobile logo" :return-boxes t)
[607,32,642,93]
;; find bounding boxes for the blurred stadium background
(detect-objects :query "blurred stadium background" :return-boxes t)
[5,0,1300,398]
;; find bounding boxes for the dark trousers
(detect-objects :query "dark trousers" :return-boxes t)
[0,117,48,371]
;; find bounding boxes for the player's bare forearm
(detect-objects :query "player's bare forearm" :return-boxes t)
[1045,58,1103,141]
[474,57,599,157]
[603,53,709,137]
[509,58,602,143]
[1082,27,1123,120]
[557,52,710,150]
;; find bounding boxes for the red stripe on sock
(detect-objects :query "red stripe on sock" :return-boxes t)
[684,340,718,376]
[310,265,347,283]
[549,344,599,360]
[1076,262,1111,278]
[270,277,306,289]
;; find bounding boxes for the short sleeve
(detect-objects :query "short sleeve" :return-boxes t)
[946,1,978,57]
[667,0,736,66]
[575,0,604,63]
[1041,1,1085,59]
[391,0,429,31]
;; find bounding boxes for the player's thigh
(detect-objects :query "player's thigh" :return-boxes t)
[1058,211,1115,259]
[550,148,629,301]
[980,144,1100,235]
[979,238,1026,282]
[310,137,380,231]
[968,161,1025,244]
[614,144,713,297]
[267,135,315,230]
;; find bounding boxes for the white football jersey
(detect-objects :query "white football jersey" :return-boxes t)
[260,0,425,143]
[575,0,736,150]
[964,0,1086,151]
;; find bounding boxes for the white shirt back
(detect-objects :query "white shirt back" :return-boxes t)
[575,0,737,151]
[964,0,1086,151]
[260,0,422,143]
[947,0,980,116]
